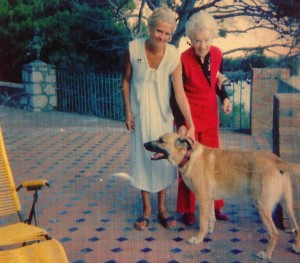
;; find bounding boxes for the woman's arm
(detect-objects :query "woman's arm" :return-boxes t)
[170,84,185,127]
[216,59,232,114]
[172,62,195,139]
[121,50,135,131]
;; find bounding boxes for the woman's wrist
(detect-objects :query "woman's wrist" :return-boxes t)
[188,122,195,129]
[222,98,229,104]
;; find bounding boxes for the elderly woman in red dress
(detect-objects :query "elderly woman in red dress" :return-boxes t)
[172,11,232,226]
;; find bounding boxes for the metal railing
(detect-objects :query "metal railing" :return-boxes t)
[0,81,27,108]
[219,71,251,131]
[56,68,124,120]
[56,68,251,131]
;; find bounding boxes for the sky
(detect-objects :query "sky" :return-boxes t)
[131,0,294,58]
[178,17,287,58]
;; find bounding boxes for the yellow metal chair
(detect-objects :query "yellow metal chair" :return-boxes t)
[0,239,69,263]
[0,127,50,246]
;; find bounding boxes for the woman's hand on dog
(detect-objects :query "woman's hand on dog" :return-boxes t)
[177,125,187,136]
[177,125,195,141]
[186,125,195,141]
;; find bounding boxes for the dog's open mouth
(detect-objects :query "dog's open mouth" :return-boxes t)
[151,152,167,160]
[144,141,169,160]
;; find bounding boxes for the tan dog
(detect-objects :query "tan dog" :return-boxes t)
[144,132,300,260]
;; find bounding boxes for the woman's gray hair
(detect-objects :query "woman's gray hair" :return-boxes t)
[185,11,219,39]
[147,5,177,33]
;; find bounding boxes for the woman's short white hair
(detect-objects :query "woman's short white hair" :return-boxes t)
[148,5,177,33]
[185,11,219,39]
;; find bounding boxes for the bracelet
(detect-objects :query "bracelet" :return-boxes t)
[126,112,132,116]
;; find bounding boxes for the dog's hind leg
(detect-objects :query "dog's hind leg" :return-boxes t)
[255,201,279,260]
[280,173,300,253]
[188,197,213,245]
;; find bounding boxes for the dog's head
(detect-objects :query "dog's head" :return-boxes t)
[144,133,193,166]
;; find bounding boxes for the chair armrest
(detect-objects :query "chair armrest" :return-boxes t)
[17,180,50,191]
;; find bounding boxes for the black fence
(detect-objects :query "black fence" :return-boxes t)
[56,68,251,131]
[56,68,124,120]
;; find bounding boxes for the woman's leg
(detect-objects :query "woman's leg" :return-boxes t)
[177,174,196,225]
[177,174,196,213]
[141,190,152,217]
[158,189,176,228]
[134,190,151,230]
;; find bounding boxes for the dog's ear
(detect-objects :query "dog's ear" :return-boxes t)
[175,137,192,150]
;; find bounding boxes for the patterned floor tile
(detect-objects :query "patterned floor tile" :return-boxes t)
[0,106,299,263]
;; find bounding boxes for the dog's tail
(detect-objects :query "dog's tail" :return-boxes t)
[277,161,300,176]
[110,172,131,181]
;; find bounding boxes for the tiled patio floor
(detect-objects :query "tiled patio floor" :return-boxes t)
[0,105,299,263]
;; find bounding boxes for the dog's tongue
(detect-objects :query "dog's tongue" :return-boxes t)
[151,152,164,160]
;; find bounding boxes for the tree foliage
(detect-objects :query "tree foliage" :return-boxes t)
[224,53,300,76]
[106,0,300,62]
[0,0,132,81]
[224,54,278,72]
[1,0,299,82]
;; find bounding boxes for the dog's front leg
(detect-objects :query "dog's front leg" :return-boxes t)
[188,196,212,245]
[208,201,215,234]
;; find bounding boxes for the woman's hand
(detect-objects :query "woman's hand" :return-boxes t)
[185,125,195,141]
[222,98,232,114]
[177,125,195,141]
[177,125,187,136]
[125,113,135,131]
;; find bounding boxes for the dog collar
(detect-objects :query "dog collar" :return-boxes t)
[179,150,192,168]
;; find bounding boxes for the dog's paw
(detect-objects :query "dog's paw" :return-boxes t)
[255,250,270,260]
[188,236,202,245]
[292,244,300,254]
[208,223,215,234]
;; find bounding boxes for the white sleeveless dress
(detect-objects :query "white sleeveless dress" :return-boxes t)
[128,38,179,193]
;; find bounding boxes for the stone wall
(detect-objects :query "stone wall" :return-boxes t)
[251,68,290,137]
[22,60,57,111]
[251,68,300,159]
[273,92,300,207]
[278,78,300,94]
[273,93,300,163]
[251,68,300,207]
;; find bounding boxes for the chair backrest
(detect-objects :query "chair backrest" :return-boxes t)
[0,128,21,216]
[0,239,69,263]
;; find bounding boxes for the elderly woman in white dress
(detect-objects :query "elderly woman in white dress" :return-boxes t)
[121,5,195,230]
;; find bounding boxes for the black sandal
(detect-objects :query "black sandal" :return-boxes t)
[134,216,150,231]
[158,214,177,230]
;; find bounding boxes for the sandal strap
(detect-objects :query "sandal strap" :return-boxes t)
[165,216,175,222]
[158,214,175,222]
[136,216,150,225]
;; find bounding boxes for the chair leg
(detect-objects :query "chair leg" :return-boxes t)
[26,190,39,226]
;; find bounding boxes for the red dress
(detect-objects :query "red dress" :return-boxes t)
[177,46,224,213]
